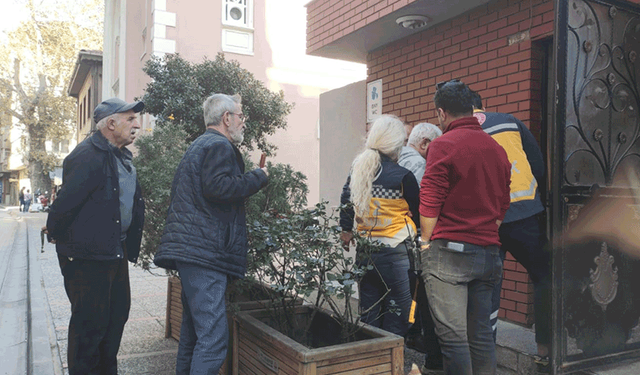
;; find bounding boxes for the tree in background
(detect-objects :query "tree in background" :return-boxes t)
[135,53,304,271]
[0,0,103,194]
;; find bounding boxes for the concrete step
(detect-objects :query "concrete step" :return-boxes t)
[495,319,640,375]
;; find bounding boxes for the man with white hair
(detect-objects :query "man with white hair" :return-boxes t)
[154,93,269,374]
[398,122,442,182]
[44,97,146,374]
[399,122,444,373]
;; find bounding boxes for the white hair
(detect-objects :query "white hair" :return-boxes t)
[95,113,119,130]
[203,93,241,127]
[349,115,405,218]
[407,122,442,146]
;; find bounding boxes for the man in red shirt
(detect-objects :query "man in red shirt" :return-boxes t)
[419,80,511,375]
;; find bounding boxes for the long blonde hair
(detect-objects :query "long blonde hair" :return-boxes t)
[350,115,406,218]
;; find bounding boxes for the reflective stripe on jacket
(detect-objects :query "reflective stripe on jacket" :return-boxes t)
[474,110,544,223]
[340,156,419,247]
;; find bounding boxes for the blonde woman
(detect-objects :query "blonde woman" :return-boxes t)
[339,114,420,337]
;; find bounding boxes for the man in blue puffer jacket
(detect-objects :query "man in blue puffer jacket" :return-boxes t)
[154,93,269,374]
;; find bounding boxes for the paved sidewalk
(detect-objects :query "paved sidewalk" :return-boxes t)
[33,213,178,374]
[0,211,29,375]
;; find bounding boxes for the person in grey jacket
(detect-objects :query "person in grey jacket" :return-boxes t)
[154,93,269,374]
[398,122,444,373]
[398,122,442,183]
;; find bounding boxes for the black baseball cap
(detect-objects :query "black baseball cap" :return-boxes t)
[94,98,144,124]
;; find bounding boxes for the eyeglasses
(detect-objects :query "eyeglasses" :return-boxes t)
[436,79,461,91]
[229,112,247,122]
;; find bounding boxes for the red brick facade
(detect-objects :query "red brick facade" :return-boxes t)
[360,0,555,325]
[306,0,421,53]
[352,0,551,327]
[308,0,559,326]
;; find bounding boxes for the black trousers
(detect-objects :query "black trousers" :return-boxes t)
[491,214,551,345]
[407,271,443,367]
[58,254,131,375]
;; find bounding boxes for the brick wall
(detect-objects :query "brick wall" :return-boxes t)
[364,0,554,326]
[306,0,421,54]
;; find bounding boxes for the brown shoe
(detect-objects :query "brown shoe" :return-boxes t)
[420,364,445,375]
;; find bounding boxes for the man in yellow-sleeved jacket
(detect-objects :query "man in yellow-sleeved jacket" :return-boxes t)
[472,91,551,366]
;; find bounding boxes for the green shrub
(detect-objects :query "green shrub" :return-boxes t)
[141,53,293,155]
[246,201,386,345]
[133,121,188,271]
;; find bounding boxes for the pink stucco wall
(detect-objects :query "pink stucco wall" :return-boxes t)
[124,0,152,120]
[117,0,367,205]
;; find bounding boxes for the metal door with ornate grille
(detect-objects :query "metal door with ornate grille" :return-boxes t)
[552,0,640,373]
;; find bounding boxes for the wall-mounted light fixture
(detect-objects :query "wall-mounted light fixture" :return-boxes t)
[396,15,430,30]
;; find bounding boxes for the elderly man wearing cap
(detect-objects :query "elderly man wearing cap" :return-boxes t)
[43,98,146,375]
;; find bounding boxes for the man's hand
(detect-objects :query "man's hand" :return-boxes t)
[340,231,354,251]
[41,226,55,243]
[419,215,439,244]
[261,167,269,177]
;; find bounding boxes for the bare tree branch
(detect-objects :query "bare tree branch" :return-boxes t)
[5,108,25,122]
[12,59,27,103]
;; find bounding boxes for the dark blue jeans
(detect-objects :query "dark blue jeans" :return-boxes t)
[491,214,551,346]
[358,241,413,337]
[176,262,228,375]
[423,239,502,375]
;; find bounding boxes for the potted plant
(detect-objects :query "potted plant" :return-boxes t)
[234,202,405,375]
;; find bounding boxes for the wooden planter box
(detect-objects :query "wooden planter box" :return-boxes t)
[165,276,303,374]
[232,305,404,375]
[166,276,184,341]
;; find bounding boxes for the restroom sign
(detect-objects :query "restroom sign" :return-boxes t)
[367,79,382,123]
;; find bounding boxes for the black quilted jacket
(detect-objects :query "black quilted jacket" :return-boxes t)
[154,129,268,278]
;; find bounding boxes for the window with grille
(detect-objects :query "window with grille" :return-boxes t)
[222,0,254,55]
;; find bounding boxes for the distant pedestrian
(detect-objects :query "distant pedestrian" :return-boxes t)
[471,91,551,368]
[340,114,419,337]
[419,80,511,375]
[43,97,146,375]
[19,187,25,212]
[154,93,269,374]
[23,189,32,212]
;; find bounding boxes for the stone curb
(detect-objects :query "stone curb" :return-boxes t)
[27,216,63,375]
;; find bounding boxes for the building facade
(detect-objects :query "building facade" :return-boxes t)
[307,0,554,328]
[102,0,367,204]
[0,105,25,206]
[306,0,640,371]
[68,50,103,144]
